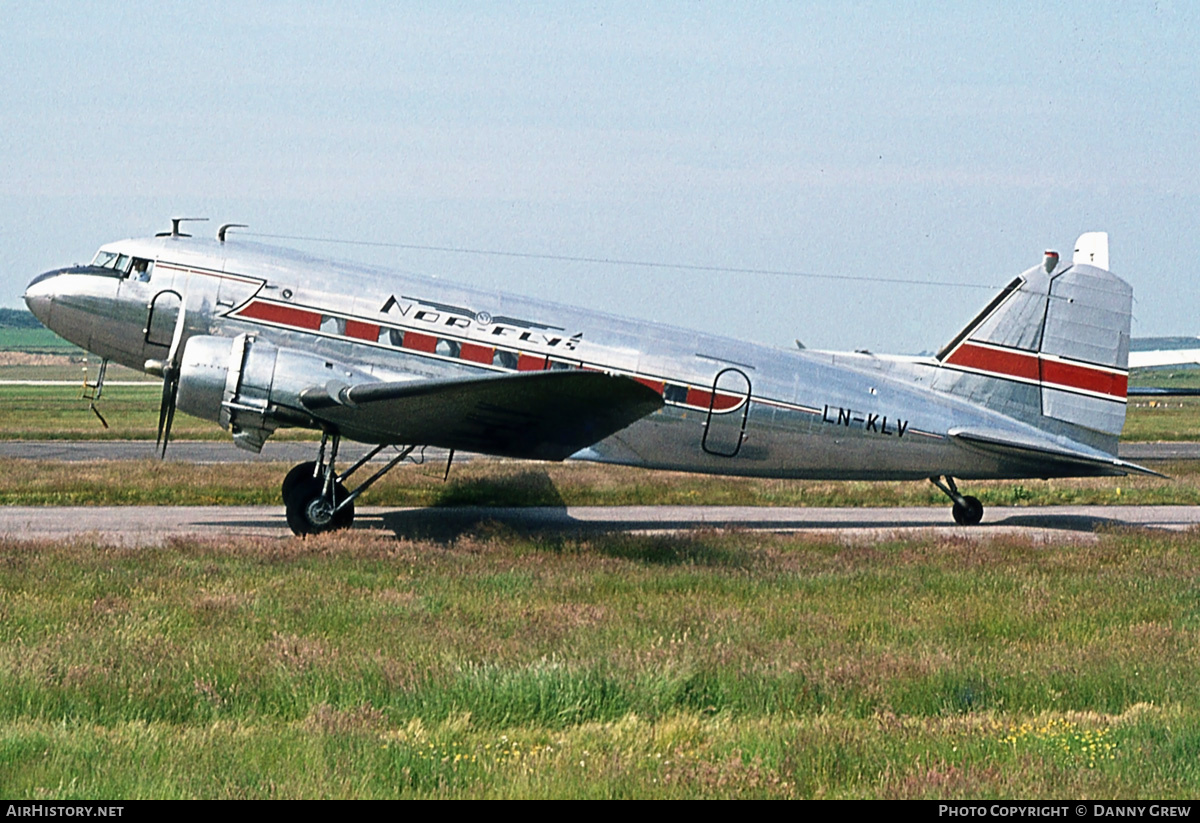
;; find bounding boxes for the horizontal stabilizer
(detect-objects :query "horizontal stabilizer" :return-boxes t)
[949,427,1162,477]
[299,370,663,460]
[1128,349,1200,369]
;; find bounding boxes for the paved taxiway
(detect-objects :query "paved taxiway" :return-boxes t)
[2,504,1199,546]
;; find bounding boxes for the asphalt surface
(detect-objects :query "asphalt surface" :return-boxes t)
[1,504,1198,546]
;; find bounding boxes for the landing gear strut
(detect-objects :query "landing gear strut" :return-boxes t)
[930,476,984,526]
[282,432,417,536]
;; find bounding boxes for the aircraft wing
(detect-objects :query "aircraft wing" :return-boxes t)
[298,370,664,460]
[948,428,1163,478]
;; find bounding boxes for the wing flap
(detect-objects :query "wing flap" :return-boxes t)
[949,427,1163,477]
[299,370,663,460]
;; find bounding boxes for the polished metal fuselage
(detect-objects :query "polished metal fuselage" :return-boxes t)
[24,235,1123,480]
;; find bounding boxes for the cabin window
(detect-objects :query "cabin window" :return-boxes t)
[387,328,404,347]
[495,350,518,370]
[435,339,461,358]
[663,384,688,403]
[320,315,346,335]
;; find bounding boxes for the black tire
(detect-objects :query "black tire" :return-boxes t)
[281,461,319,502]
[951,495,984,526]
[284,476,355,536]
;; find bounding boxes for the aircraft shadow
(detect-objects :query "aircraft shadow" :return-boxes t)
[987,513,1124,531]
[373,508,962,544]
[372,508,1168,544]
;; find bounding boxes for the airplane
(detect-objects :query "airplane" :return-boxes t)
[23,222,1153,534]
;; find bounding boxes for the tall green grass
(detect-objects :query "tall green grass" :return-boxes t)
[2,529,1200,797]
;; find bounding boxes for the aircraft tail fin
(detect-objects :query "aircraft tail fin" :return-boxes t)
[933,232,1131,453]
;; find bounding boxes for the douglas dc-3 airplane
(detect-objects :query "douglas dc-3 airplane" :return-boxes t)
[23,221,1152,534]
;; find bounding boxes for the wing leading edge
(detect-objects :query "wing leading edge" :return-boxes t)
[298,370,664,460]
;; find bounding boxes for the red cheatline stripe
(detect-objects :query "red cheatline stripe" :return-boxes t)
[635,377,665,394]
[402,331,437,353]
[237,301,322,330]
[710,393,743,411]
[1041,359,1127,398]
[517,353,547,371]
[345,320,379,341]
[945,342,1040,382]
[946,342,1126,399]
[685,388,713,409]
[460,342,494,364]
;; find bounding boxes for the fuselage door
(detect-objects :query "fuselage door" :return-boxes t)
[701,367,752,457]
[145,289,183,349]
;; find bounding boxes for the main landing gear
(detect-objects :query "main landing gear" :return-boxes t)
[929,475,984,526]
[282,431,418,536]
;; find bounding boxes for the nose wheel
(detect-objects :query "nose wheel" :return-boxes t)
[930,476,984,526]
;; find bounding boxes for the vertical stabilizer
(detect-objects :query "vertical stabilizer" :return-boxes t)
[934,233,1130,452]
[1073,231,1109,270]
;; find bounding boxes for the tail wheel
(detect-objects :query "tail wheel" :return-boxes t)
[952,495,984,526]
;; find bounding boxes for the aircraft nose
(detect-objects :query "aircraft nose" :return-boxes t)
[23,269,61,326]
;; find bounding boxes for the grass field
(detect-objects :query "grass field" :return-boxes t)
[5,369,1200,441]
[2,359,1200,439]
[5,368,1200,507]
[2,528,1199,798]
[5,347,1200,799]
[0,326,81,354]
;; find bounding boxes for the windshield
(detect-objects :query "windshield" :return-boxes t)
[87,249,150,279]
[90,250,119,268]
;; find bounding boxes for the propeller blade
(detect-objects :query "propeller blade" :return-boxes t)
[159,384,177,458]
[156,282,189,459]
[156,369,176,457]
[166,282,189,367]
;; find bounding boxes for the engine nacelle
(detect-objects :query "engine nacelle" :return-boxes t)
[176,334,376,452]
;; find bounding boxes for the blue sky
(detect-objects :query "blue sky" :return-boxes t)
[2,1,1196,352]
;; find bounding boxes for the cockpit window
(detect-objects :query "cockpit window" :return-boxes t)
[127,258,153,281]
[88,249,150,280]
[91,250,119,268]
[89,250,132,273]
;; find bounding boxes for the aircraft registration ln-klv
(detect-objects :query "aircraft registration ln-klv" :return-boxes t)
[24,221,1153,534]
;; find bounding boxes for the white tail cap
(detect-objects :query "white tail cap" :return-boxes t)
[1073,232,1109,270]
